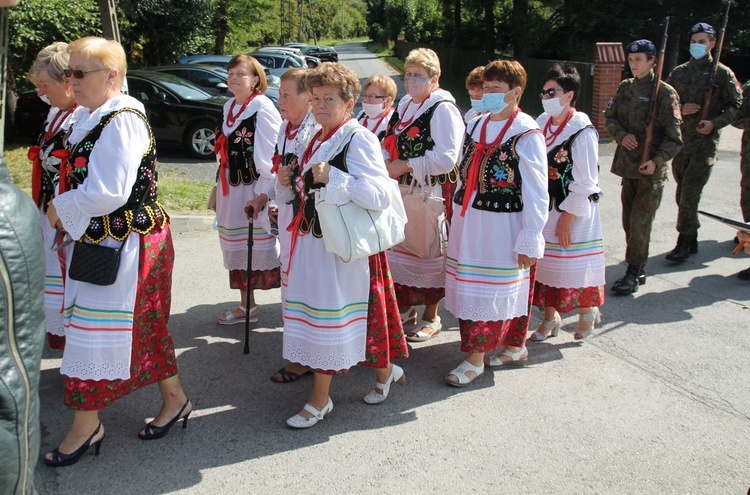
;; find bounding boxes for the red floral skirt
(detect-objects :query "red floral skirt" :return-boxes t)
[532,283,605,313]
[395,284,445,308]
[63,226,179,411]
[229,267,281,291]
[48,334,65,349]
[459,265,536,352]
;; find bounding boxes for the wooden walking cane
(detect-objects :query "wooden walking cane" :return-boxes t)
[243,205,254,354]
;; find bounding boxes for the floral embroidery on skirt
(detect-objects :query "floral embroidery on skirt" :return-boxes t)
[532,283,605,313]
[229,267,281,291]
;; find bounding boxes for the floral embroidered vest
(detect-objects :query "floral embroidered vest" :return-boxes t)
[384,100,458,186]
[547,125,593,212]
[35,126,66,211]
[67,108,166,244]
[454,130,537,213]
[290,141,352,238]
[219,114,260,186]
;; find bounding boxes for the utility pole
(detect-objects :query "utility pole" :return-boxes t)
[97,0,121,43]
[0,0,18,157]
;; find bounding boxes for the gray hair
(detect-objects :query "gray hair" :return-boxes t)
[28,42,69,83]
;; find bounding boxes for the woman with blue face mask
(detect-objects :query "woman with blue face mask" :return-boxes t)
[381,48,464,344]
[444,59,549,387]
[530,64,605,343]
[464,65,486,124]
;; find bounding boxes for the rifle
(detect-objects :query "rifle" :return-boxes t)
[641,16,670,166]
[699,1,732,123]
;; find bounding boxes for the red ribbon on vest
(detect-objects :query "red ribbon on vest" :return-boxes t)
[382,133,399,161]
[270,153,282,175]
[27,146,42,204]
[460,143,491,217]
[213,134,229,195]
[52,149,71,195]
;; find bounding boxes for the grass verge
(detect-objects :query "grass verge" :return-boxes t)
[3,141,213,216]
[364,41,404,74]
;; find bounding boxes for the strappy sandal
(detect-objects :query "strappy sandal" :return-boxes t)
[217,305,259,325]
[529,314,561,342]
[486,347,529,367]
[270,366,313,383]
[400,307,418,327]
[406,317,442,342]
[445,360,484,387]
[575,307,601,340]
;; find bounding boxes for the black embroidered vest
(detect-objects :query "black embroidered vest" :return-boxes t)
[67,108,166,243]
[36,126,67,211]
[221,114,260,186]
[454,130,537,213]
[290,141,352,238]
[384,100,458,186]
[547,126,593,211]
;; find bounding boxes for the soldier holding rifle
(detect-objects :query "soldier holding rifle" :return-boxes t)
[665,14,743,263]
[605,37,683,295]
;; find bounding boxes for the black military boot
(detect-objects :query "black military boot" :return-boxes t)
[611,264,645,294]
[665,234,696,262]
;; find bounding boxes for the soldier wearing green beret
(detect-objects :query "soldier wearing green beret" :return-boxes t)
[605,39,683,294]
[664,22,743,262]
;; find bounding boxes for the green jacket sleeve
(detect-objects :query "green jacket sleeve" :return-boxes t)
[732,81,750,131]
[711,65,742,130]
[604,82,629,142]
[653,84,683,167]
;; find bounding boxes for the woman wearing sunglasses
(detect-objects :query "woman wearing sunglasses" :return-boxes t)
[26,42,81,350]
[382,48,464,344]
[44,36,191,466]
[530,65,605,342]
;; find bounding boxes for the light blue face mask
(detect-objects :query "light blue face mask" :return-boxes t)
[482,92,510,115]
[470,98,486,113]
[690,43,708,59]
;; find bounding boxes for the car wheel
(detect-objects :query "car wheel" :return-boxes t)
[186,122,216,159]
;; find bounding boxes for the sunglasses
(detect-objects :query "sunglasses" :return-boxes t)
[63,68,107,79]
[539,88,564,99]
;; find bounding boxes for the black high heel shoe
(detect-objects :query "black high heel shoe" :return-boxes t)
[44,423,105,467]
[138,398,192,440]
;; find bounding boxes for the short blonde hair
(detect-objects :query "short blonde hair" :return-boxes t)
[465,66,484,91]
[228,54,268,94]
[363,74,397,100]
[28,42,69,83]
[67,36,127,89]
[404,48,441,78]
[280,67,309,95]
[306,62,361,103]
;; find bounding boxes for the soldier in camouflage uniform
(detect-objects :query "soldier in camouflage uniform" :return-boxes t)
[605,39,683,294]
[664,22,743,262]
[732,80,750,279]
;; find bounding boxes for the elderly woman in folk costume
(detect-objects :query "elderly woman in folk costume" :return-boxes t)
[357,74,397,140]
[275,63,406,428]
[444,59,549,387]
[214,55,282,325]
[530,65,605,342]
[382,48,464,343]
[27,42,82,349]
[44,37,191,466]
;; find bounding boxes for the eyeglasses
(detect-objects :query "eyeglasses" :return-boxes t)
[404,76,430,84]
[539,88,564,100]
[362,94,387,101]
[63,68,107,79]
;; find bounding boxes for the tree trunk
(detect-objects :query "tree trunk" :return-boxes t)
[214,0,228,55]
[483,0,494,53]
[512,0,528,58]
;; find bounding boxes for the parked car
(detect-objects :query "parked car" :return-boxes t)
[175,55,281,88]
[256,46,320,68]
[147,64,279,105]
[301,45,338,63]
[249,51,305,77]
[284,43,308,50]
[13,89,49,141]
[126,70,228,158]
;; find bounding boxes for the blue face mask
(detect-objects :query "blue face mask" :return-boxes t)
[470,98,486,113]
[482,92,510,115]
[690,43,708,59]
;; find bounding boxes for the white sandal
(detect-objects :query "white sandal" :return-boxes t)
[286,398,333,429]
[529,315,561,342]
[400,307,418,327]
[445,360,484,387]
[217,305,259,325]
[406,317,442,342]
[575,307,601,340]
[363,364,406,405]
[486,347,528,368]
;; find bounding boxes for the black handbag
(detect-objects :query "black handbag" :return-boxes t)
[68,180,151,286]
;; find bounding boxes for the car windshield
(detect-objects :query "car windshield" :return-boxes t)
[139,73,213,100]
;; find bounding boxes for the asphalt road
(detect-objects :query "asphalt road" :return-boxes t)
[34,42,750,494]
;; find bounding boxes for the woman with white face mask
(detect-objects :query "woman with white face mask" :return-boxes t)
[530,64,605,342]
[444,59,548,387]
[381,48,464,344]
[357,74,396,140]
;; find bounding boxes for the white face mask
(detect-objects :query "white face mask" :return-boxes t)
[39,94,51,105]
[542,97,565,117]
[362,102,385,119]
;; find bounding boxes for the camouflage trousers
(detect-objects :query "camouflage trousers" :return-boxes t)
[621,177,664,266]
[672,151,715,236]
[741,135,750,222]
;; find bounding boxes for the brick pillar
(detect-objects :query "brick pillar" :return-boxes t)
[592,43,626,139]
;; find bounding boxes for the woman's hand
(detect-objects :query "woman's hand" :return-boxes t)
[386,159,411,179]
[277,165,294,187]
[46,202,62,230]
[310,161,330,184]
[244,193,268,220]
[517,254,537,270]
[556,212,575,249]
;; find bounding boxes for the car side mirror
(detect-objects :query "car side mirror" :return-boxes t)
[216,83,228,90]
[154,92,168,102]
